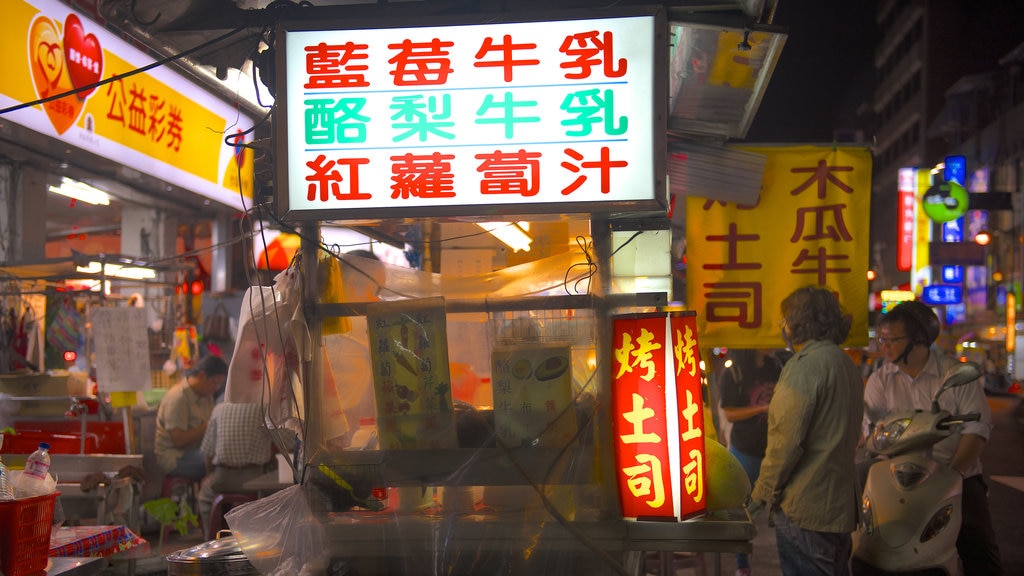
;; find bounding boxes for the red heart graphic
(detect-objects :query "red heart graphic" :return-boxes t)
[62,14,103,99]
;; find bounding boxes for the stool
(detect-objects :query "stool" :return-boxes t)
[160,475,198,543]
[206,493,257,540]
[161,475,198,510]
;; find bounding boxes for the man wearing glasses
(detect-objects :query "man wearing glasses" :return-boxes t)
[862,301,1002,575]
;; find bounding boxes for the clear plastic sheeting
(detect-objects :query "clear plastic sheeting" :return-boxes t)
[225,246,754,575]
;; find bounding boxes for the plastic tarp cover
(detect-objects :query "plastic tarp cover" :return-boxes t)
[226,248,651,575]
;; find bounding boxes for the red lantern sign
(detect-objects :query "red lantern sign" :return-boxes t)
[669,312,707,520]
[611,311,707,521]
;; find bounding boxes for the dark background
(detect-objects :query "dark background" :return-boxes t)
[744,1,875,143]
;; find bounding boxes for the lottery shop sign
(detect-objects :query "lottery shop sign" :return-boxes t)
[274,7,667,220]
[1,0,256,208]
[611,311,707,521]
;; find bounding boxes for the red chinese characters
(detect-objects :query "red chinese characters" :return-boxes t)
[105,75,184,151]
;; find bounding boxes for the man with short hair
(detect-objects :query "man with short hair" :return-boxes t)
[155,355,227,481]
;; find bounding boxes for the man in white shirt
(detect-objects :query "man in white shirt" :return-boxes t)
[862,301,1002,575]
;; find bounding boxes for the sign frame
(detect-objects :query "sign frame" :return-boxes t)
[272,6,668,222]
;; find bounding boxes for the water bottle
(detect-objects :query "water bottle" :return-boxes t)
[347,418,378,450]
[14,442,51,498]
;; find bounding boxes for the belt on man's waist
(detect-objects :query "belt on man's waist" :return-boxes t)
[215,463,266,470]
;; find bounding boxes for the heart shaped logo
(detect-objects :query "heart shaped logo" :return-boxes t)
[63,14,103,99]
[28,15,83,135]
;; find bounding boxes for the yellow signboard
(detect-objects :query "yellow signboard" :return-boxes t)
[1,0,254,205]
[686,145,872,348]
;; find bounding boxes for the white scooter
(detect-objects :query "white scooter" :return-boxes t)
[852,361,982,576]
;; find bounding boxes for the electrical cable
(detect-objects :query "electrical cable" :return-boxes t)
[0,26,252,117]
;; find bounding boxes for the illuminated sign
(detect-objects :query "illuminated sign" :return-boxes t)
[274,8,667,220]
[944,155,966,185]
[880,289,916,302]
[1,0,256,207]
[668,312,706,520]
[922,180,969,222]
[921,284,963,306]
[946,302,966,325]
[897,168,916,272]
[942,265,963,283]
[611,312,706,521]
[942,218,964,242]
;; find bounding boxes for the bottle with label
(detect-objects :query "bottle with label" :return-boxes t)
[347,418,378,451]
[14,442,51,498]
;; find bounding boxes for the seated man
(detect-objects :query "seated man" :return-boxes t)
[155,355,228,482]
[198,402,275,528]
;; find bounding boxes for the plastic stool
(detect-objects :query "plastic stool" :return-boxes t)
[160,473,196,504]
[160,475,198,543]
[206,493,257,540]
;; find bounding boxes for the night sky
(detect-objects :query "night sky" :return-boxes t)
[743,0,875,144]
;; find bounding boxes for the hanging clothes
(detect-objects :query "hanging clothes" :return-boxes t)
[22,306,45,372]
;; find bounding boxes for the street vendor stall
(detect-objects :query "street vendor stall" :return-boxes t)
[214,4,787,575]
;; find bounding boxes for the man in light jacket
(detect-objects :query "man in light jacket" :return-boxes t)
[749,286,864,576]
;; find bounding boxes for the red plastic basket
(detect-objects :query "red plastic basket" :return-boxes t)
[0,492,59,576]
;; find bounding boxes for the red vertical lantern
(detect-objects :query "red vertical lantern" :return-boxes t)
[611,311,707,522]
[611,313,675,520]
[669,311,707,520]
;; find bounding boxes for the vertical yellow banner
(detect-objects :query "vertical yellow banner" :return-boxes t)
[686,145,873,348]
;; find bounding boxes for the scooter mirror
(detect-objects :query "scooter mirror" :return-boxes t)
[931,361,982,412]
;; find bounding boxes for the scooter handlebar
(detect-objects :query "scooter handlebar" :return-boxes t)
[938,412,981,429]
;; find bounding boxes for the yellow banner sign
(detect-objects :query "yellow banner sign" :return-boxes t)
[686,145,872,348]
[1,0,254,205]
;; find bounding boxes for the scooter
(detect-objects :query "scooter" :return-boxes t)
[852,361,983,576]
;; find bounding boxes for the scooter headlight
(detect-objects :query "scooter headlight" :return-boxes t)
[920,504,954,542]
[871,417,912,451]
[891,461,930,488]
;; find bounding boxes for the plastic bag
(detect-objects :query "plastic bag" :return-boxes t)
[319,253,351,336]
[203,301,233,341]
[225,484,328,576]
[47,299,84,352]
[225,268,302,405]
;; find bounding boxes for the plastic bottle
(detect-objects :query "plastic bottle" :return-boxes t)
[14,442,51,498]
[347,418,378,450]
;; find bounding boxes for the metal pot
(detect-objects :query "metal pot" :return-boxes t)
[165,532,260,576]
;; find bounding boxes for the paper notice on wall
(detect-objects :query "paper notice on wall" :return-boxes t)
[366,297,457,450]
[91,307,152,393]
[491,343,577,448]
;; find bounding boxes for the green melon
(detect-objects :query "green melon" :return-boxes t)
[705,439,751,511]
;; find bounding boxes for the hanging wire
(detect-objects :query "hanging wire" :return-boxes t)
[0,26,253,117]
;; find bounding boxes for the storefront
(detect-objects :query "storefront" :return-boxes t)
[207,5,784,575]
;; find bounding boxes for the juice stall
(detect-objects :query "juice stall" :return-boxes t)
[213,5,788,575]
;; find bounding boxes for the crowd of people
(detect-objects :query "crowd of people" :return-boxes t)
[150,283,1002,576]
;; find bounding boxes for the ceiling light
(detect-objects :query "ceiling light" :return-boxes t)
[49,177,111,206]
[476,221,533,252]
[76,260,156,280]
